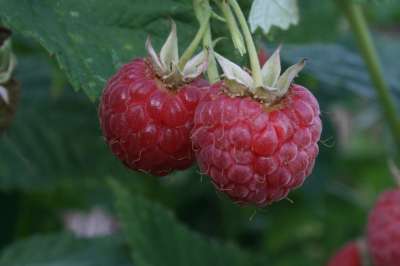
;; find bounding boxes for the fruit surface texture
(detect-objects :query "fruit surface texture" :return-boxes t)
[192,82,321,206]
[99,58,209,176]
[367,189,400,266]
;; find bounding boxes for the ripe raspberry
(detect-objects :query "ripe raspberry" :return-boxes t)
[326,242,362,266]
[99,59,209,176]
[192,82,321,206]
[367,189,400,266]
[99,22,209,176]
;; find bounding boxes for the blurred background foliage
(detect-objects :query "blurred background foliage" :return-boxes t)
[0,0,399,265]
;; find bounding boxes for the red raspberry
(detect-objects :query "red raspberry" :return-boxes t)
[367,189,400,266]
[191,82,321,206]
[99,59,209,176]
[326,242,362,266]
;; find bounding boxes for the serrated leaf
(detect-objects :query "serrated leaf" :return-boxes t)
[0,233,132,266]
[0,0,194,100]
[249,0,299,34]
[0,56,138,191]
[278,36,400,102]
[111,181,267,266]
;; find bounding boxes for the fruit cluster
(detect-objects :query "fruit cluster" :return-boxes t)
[98,22,322,206]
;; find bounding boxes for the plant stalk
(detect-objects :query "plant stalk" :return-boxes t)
[228,0,263,88]
[178,11,211,69]
[336,0,400,149]
[193,0,220,83]
[217,0,246,56]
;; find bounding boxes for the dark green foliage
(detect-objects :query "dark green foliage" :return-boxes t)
[112,181,267,266]
[0,234,133,266]
[0,56,138,190]
[0,0,194,100]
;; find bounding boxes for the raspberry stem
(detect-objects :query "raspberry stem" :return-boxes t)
[335,0,400,151]
[228,0,263,88]
[193,0,220,83]
[178,11,211,69]
[217,0,246,56]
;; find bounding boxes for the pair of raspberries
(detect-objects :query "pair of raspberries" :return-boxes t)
[98,26,322,207]
[327,189,400,266]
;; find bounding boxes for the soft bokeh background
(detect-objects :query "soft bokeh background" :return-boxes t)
[0,0,399,265]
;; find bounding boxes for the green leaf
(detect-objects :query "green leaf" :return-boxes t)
[270,36,400,102]
[0,56,138,191]
[111,181,267,266]
[249,0,299,34]
[0,0,194,100]
[0,233,133,266]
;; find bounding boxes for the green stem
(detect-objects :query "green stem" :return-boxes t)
[228,0,263,88]
[178,11,211,69]
[217,0,246,56]
[336,0,400,150]
[193,0,220,83]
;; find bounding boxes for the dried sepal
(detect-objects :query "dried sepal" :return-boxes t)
[160,20,179,72]
[274,58,306,97]
[0,79,19,134]
[253,86,274,102]
[161,64,182,87]
[215,46,306,103]
[145,21,207,86]
[0,85,9,104]
[145,37,164,74]
[215,53,253,90]
[0,28,19,134]
[182,50,208,82]
[260,46,281,87]
[224,79,250,97]
[0,35,17,84]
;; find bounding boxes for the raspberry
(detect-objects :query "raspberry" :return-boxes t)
[99,59,209,176]
[99,22,209,176]
[191,82,321,206]
[367,189,400,266]
[326,242,362,266]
